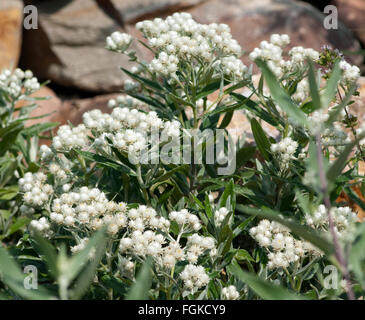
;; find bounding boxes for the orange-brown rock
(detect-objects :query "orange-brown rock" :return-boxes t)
[0,0,23,70]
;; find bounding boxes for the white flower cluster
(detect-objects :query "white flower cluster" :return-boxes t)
[83,106,181,159]
[339,60,360,84]
[186,234,215,264]
[0,68,40,98]
[29,217,51,235]
[249,220,309,269]
[150,52,179,76]
[180,264,210,292]
[71,237,89,254]
[52,124,89,151]
[18,172,53,207]
[48,187,128,234]
[49,97,181,161]
[106,31,132,53]
[124,79,140,92]
[169,209,201,231]
[289,46,319,64]
[107,95,146,109]
[249,34,319,78]
[215,55,248,79]
[19,204,35,216]
[120,230,166,258]
[214,207,229,226]
[292,78,309,103]
[222,285,240,300]
[48,162,69,182]
[251,204,359,269]
[305,205,357,241]
[307,111,329,134]
[133,12,246,80]
[39,144,53,161]
[120,257,135,277]
[270,137,298,169]
[118,206,215,271]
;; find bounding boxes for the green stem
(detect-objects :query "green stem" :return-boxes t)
[136,164,149,203]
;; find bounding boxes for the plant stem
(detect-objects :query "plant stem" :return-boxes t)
[315,133,355,300]
[136,164,149,203]
[337,88,364,160]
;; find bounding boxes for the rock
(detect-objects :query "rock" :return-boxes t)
[187,0,363,66]
[109,0,207,23]
[28,87,62,127]
[333,0,365,46]
[15,86,62,126]
[0,0,23,70]
[54,93,123,126]
[20,0,146,93]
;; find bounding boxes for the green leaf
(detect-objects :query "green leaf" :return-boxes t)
[349,223,365,289]
[74,150,136,176]
[0,186,18,200]
[32,232,60,279]
[227,260,304,300]
[22,122,58,137]
[236,146,256,169]
[256,59,307,126]
[219,110,233,129]
[5,217,30,238]
[233,215,256,237]
[0,122,24,156]
[307,60,321,111]
[229,93,279,126]
[326,140,356,185]
[67,227,108,286]
[321,60,341,109]
[70,228,108,299]
[121,68,164,92]
[196,79,228,100]
[125,259,152,300]
[251,118,271,161]
[235,249,254,262]
[0,245,54,299]
[326,83,357,124]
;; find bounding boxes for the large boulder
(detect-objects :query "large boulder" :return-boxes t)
[187,0,363,66]
[0,0,23,70]
[333,0,365,46]
[109,0,207,23]
[21,0,146,93]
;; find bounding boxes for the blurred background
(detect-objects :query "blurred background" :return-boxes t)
[1,0,364,127]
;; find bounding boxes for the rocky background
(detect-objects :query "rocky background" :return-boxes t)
[1,0,365,133]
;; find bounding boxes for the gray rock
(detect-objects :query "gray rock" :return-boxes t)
[21,0,146,93]
[110,0,207,23]
[188,0,363,66]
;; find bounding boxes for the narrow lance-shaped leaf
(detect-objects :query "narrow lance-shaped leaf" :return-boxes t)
[227,260,305,300]
[256,59,307,126]
[125,259,152,300]
[307,59,322,111]
[251,118,271,161]
[321,60,341,109]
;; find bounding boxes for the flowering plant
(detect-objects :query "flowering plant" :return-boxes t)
[0,68,57,242]
[1,12,365,300]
